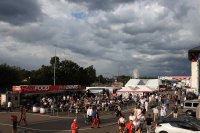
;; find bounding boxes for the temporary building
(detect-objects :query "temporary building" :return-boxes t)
[146,79,161,91]
[116,86,138,98]
[117,86,136,92]
[134,85,155,92]
[125,79,141,87]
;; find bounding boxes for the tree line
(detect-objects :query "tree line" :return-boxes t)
[0,56,97,92]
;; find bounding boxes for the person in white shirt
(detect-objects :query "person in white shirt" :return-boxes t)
[153,106,159,122]
[133,118,141,133]
[129,113,135,121]
[118,116,126,133]
[87,106,93,123]
[145,100,149,111]
[7,100,12,112]
[160,106,166,120]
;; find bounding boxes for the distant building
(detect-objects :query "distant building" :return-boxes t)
[159,76,191,81]
[188,46,200,95]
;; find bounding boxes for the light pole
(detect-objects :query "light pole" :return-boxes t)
[53,48,56,86]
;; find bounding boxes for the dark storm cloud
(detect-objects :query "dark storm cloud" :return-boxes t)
[67,0,134,11]
[0,0,42,25]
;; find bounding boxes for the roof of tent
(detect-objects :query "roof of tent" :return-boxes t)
[125,79,160,87]
[134,85,155,92]
[125,79,140,87]
[146,79,161,87]
[117,87,136,92]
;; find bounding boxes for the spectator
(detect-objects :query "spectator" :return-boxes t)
[139,113,145,132]
[18,106,27,126]
[133,118,141,133]
[160,106,166,120]
[71,119,79,133]
[145,100,149,111]
[116,105,122,117]
[118,115,126,133]
[87,106,93,123]
[7,100,12,112]
[152,106,159,122]
[129,113,135,122]
[11,115,17,133]
[173,105,178,118]
[146,114,153,133]
[91,109,100,128]
[50,102,55,115]
[125,120,134,133]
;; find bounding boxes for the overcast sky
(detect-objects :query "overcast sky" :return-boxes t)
[0,0,200,77]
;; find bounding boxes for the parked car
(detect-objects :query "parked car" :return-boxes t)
[155,116,200,133]
[182,99,200,116]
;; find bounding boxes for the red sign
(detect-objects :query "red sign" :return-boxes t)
[12,85,82,93]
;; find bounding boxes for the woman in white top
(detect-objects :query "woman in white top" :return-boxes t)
[118,116,126,133]
[153,107,159,122]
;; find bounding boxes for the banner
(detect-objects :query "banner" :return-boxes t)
[12,85,82,93]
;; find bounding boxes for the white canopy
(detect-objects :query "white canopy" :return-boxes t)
[125,79,140,87]
[117,86,136,92]
[133,85,155,92]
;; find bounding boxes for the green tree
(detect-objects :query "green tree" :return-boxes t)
[30,65,53,85]
[56,60,80,85]
[85,65,96,85]
[0,64,22,92]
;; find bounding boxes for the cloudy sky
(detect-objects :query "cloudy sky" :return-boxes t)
[0,0,200,77]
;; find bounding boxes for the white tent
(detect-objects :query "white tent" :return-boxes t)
[116,87,138,98]
[117,87,136,92]
[146,79,160,91]
[125,79,141,87]
[133,85,155,92]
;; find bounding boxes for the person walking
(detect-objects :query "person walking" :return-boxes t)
[91,109,100,128]
[7,100,12,112]
[125,120,134,133]
[86,106,93,123]
[50,102,55,115]
[133,118,141,133]
[152,106,159,122]
[11,115,17,133]
[146,114,153,133]
[160,106,166,120]
[18,106,27,126]
[71,119,79,133]
[173,105,178,118]
[139,113,146,132]
[118,115,126,133]
[145,100,149,112]
[116,105,122,117]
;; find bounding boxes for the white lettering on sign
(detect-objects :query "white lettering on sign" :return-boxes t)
[35,86,49,91]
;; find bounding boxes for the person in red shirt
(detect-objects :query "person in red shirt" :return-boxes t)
[125,120,135,133]
[11,115,17,133]
[71,119,79,133]
[91,110,100,128]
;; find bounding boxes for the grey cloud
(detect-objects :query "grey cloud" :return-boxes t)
[0,0,42,25]
[67,0,134,11]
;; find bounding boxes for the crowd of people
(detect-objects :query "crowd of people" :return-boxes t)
[116,90,184,133]
[8,87,188,133]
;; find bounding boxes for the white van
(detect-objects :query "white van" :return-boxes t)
[182,99,200,116]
